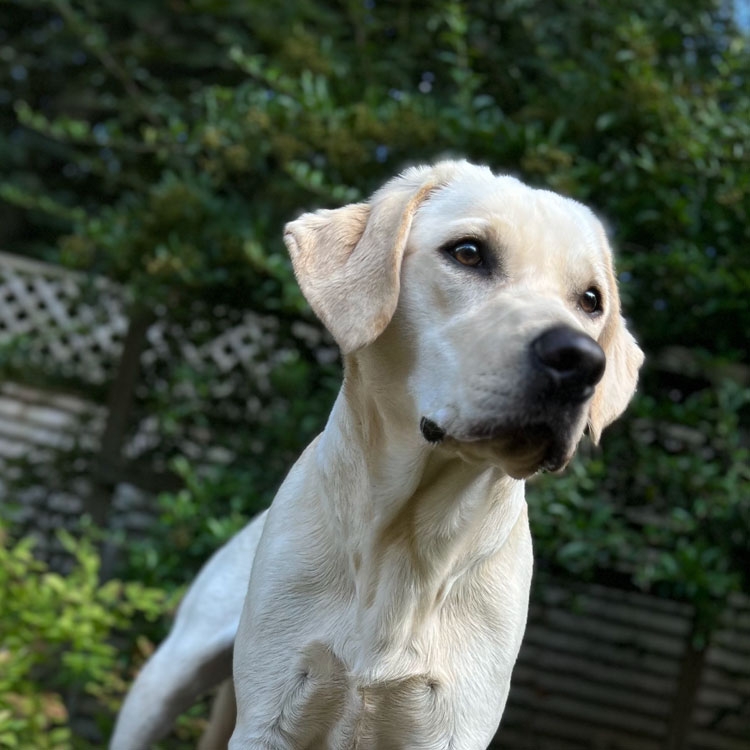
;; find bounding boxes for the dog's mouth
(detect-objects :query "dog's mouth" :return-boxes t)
[420,416,575,478]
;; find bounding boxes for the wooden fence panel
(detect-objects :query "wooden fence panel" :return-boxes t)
[493,582,750,750]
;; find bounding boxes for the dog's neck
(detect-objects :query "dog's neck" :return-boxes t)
[313,352,526,675]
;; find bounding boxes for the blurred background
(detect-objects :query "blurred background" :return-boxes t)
[0,0,748,748]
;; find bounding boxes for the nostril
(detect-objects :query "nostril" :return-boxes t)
[532,326,605,388]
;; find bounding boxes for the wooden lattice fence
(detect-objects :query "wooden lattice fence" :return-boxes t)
[0,251,127,385]
[0,249,333,395]
[0,250,335,528]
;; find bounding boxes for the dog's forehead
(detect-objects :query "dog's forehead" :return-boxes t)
[411,170,610,269]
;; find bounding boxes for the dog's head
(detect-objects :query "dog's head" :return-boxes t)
[284,161,643,479]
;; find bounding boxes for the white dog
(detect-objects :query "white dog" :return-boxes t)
[111,161,643,749]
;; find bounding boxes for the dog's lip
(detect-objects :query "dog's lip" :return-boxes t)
[461,420,555,444]
[429,418,573,475]
[422,417,557,447]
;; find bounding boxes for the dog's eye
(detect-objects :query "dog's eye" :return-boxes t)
[579,288,602,315]
[448,242,484,268]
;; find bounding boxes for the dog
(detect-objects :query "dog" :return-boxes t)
[111,160,643,749]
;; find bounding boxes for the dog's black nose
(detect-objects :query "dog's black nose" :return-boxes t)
[532,326,605,399]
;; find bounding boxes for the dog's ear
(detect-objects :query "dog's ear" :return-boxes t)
[283,181,435,354]
[588,310,644,444]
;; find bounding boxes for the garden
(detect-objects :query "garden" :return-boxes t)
[0,0,748,747]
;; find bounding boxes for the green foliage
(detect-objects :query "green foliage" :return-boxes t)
[0,522,172,747]
[530,379,750,635]
[1,0,748,657]
[127,457,266,588]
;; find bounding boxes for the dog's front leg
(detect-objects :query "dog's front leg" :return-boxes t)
[230,640,351,750]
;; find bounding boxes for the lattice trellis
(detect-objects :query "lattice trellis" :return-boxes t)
[0,252,128,384]
[0,251,338,470]
[0,251,336,394]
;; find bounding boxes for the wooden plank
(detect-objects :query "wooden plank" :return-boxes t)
[0,434,30,459]
[692,705,750,732]
[710,628,750,656]
[535,587,692,637]
[506,684,667,738]
[513,646,675,700]
[528,607,687,657]
[0,416,75,449]
[688,728,750,750]
[704,647,750,677]
[539,580,693,616]
[500,690,666,748]
[512,664,672,718]
[0,381,99,415]
[540,580,692,613]
[694,685,747,712]
[700,665,750,694]
[491,724,587,750]
[522,625,682,678]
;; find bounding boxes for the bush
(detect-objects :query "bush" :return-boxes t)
[530,378,750,637]
[0,522,173,748]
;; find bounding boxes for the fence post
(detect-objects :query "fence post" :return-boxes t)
[84,307,152,578]
[664,620,707,750]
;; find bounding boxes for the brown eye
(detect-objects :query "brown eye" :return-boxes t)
[449,242,483,267]
[580,288,602,314]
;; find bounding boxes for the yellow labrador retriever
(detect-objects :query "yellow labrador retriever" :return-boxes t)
[111,161,643,749]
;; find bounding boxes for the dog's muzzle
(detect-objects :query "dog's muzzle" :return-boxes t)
[419,327,605,466]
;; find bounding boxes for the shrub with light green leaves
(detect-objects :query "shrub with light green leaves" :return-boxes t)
[0,523,172,748]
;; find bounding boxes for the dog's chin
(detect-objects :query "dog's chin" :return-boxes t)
[433,421,579,480]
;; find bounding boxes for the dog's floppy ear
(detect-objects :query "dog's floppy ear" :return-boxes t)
[283,179,435,354]
[588,310,644,444]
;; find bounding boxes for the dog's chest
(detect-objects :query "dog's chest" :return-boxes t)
[282,641,453,749]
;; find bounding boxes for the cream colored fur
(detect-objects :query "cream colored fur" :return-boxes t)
[111,161,643,750]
